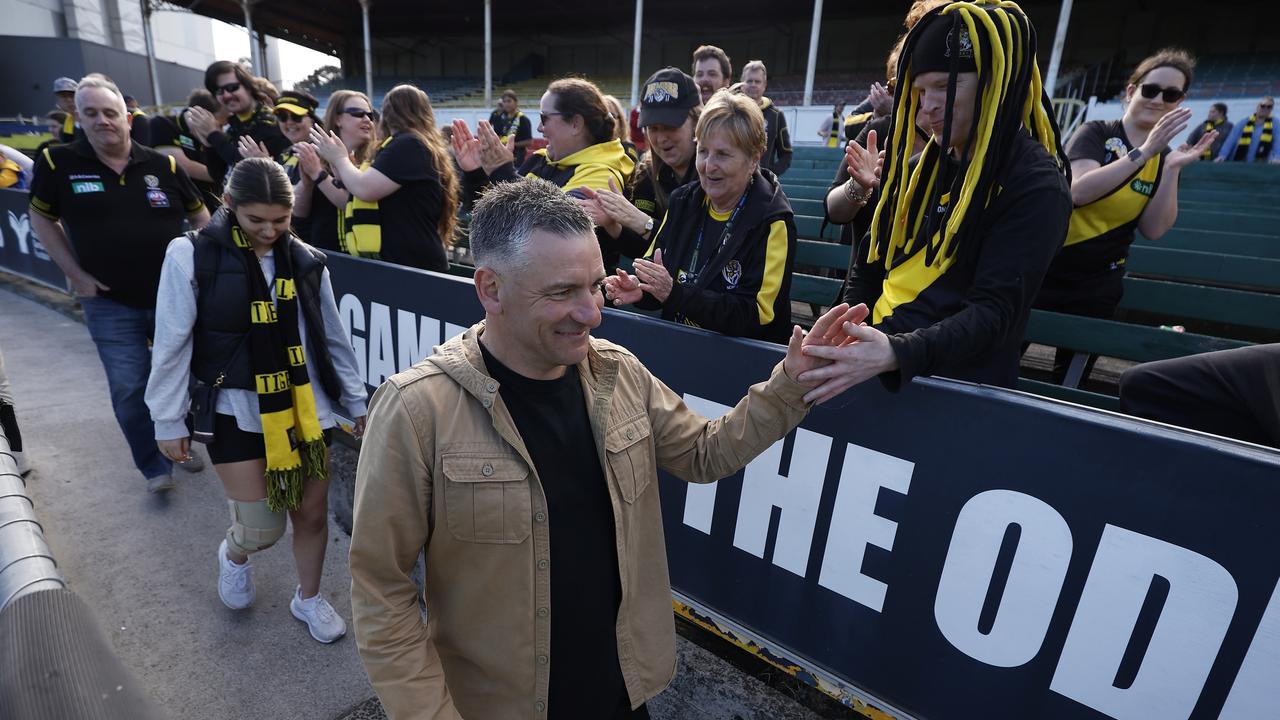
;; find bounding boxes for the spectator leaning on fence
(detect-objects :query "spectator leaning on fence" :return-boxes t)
[1217,96,1274,163]
[27,73,210,494]
[349,176,857,720]
[581,67,702,263]
[311,84,458,272]
[605,91,797,343]
[145,157,368,642]
[291,90,376,253]
[740,60,792,176]
[1034,48,1215,382]
[1188,102,1231,161]
[692,44,733,105]
[149,89,226,212]
[453,77,636,269]
[805,1,1072,399]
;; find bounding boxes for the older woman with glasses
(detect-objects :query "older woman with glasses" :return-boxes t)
[605,91,796,343]
[1033,47,1218,381]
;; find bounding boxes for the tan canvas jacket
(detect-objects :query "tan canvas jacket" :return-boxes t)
[350,322,811,720]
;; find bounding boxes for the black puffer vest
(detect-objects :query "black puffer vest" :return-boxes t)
[190,211,343,402]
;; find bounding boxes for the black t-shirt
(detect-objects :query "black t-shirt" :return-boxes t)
[477,342,644,720]
[369,134,449,272]
[149,112,221,210]
[28,139,204,308]
[305,182,343,252]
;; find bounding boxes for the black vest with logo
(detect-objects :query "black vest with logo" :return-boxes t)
[190,214,342,401]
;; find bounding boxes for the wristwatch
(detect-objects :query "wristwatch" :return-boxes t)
[313,170,330,185]
[642,217,655,238]
[1126,147,1145,164]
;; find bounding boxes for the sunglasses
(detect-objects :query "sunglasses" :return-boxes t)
[1138,83,1185,103]
[341,108,378,121]
[539,111,566,125]
[215,82,242,96]
[274,111,308,122]
[1261,104,1275,110]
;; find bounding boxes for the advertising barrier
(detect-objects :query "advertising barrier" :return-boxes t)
[325,252,1280,720]
[0,189,67,291]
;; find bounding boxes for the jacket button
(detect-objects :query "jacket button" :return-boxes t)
[537,559,548,570]
[481,463,494,477]
[486,381,497,393]
[625,428,635,441]
[537,607,548,617]
[482,397,493,408]
[538,654,547,665]
[536,701,545,713]
[535,511,546,523]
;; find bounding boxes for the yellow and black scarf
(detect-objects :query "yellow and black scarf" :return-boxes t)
[339,136,393,259]
[230,225,327,511]
[1199,120,1223,160]
[1234,114,1273,162]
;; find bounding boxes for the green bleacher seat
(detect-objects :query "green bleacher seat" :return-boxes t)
[1126,246,1280,293]
[1135,227,1280,259]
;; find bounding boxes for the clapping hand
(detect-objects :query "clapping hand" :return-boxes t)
[451,119,483,172]
[296,143,323,181]
[308,126,350,166]
[476,121,516,175]
[237,135,270,160]
[845,129,883,196]
[797,304,900,404]
[603,248,673,304]
[596,177,651,235]
[184,106,218,144]
[868,82,893,117]
[1166,129,1217,170]
[1139,107,1192,160]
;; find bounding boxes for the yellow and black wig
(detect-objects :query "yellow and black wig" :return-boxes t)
[868,0,1068,270]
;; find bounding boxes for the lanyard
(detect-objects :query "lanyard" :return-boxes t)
[684,186,750,284]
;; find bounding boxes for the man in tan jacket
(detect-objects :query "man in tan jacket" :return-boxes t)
[350,178,863,720]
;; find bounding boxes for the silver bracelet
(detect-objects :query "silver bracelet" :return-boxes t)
[843,178,870,204]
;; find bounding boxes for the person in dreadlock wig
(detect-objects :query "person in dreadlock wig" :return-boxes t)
[798,0,1072,402]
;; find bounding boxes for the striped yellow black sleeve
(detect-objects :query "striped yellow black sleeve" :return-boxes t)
[755,219,790,325]
[28,198,58,221]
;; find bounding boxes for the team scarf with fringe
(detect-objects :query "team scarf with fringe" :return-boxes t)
[230,224,328,511]
[1233,115,1273,162]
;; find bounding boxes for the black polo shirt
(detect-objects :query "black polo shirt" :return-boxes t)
[149,112,221,210]
[28,138,204,308]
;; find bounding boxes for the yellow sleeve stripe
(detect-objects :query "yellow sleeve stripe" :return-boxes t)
[644,210,670,258]
[42,148,56,170]
[756,219,790,325]
[168,155,177,173]
[28,203,58,221]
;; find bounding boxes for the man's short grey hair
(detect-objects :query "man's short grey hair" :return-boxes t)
[75,73,125,108]
[469,178,594,269]
[741,60,768,80]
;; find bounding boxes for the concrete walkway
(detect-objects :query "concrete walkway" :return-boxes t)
[0,286,837,720]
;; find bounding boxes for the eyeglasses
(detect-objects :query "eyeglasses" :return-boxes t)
[1138,83,1185,103]
[539,112,566,125]
[341,108,378,121]
[215,82,242,96]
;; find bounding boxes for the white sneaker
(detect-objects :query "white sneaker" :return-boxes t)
[217,539,254,610]
[290,586,346,643]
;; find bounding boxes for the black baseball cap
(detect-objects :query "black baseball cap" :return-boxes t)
[639,67,700,128]
[276,89,320,118]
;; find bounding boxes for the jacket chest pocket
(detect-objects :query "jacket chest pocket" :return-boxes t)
[605,414,654,503]
[442,454,532,544]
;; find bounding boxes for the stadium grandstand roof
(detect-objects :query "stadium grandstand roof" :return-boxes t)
[178,0,891,53]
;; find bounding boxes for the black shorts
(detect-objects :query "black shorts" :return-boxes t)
[203,413,333,465]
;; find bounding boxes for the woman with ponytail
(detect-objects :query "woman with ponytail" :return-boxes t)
[800,0,1072,401]
[310,84,459,272]
[146,158,368,642]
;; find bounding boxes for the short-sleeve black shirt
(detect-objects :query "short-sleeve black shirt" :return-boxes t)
[28,138,204,308]
[369,134,449,272]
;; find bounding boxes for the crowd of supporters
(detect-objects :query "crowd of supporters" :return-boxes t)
[2,5,1277,712]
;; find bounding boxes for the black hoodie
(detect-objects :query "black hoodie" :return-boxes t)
[637,169,796,343]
